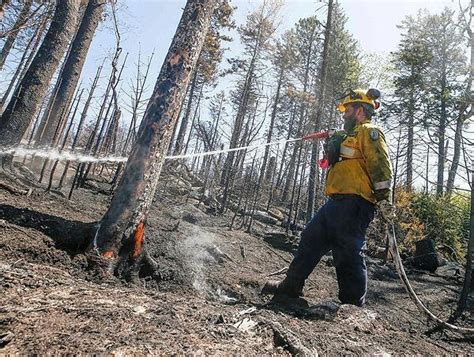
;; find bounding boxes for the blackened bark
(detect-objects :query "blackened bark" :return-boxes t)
[93,0,217,276]
[0,1,80,148]
[36,0,106,148]
[0,0,32,70]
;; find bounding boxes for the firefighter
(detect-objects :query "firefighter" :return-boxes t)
[262,89,393,307]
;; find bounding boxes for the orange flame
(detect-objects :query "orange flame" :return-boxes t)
[132,221,145,258]
[102,251,115,259]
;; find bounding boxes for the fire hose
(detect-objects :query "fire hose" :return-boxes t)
[383,214,474,335]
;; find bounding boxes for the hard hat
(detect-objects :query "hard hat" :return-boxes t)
[337,88,381,113]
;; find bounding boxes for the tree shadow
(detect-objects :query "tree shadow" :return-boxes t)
[0,203,96,254]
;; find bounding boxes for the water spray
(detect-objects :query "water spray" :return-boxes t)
[0,134,326,164]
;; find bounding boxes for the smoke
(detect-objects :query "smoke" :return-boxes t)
[179,225,237,303]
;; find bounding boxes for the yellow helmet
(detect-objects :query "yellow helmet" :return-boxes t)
[337,88,381,113]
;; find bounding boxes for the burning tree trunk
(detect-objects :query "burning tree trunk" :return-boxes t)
[35,0,106,148]
[90,0,217,280]
[0,1,80,149]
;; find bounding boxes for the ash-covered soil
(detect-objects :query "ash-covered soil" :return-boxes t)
[0,178,473,355]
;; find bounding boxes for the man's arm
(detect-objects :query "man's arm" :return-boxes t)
[359,125,393,202]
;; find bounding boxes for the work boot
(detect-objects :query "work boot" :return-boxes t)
[261,278,303,298]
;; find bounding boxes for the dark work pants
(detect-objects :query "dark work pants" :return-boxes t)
[286,195,375,306]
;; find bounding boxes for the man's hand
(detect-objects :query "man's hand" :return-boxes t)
[377,200,396,222]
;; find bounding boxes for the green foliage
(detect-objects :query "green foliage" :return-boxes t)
[410,191,470,261]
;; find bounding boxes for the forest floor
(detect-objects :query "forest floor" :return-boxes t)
[0,168,473,355]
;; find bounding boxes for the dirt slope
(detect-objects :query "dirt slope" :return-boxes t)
[0,185,472,355]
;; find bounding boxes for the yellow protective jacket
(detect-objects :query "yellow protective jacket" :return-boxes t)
[325,120,392,203]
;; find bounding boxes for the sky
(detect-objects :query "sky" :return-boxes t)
[81,0,463,93]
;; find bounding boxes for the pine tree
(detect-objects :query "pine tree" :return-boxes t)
[0,1,80,153]
[385,14,432,191]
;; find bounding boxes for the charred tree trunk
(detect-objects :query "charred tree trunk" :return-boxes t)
[266,152,278,210]
[276,100,296,190]
[123,52,155,154]
[173,69,199,155]
[447,29,472,194]
[39,84,81,183]
[450,160,474,320]
[293,149,308,226]
[91,0,217,280]
[47,88,84,191]
[5,17,48,114]
[77,53,127,187]
[286,143,304,235]
[392,129,402,200]
[282,130,302,202]
[257,66,283,191]
[183,84,203,155]
[406,88,415,192]
[0,17,45,111]
[36,0,106,148]
[0,1,80,149]
[436,57,448,197]
[102,109,121,155]
[220,27,261,186]
[59,64,103,189]
[425,146,430,194]
[0,0,32,70]
[446,110,466,194]
[306,0,333,221]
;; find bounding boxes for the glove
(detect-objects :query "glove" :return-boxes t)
[377,200,396,222]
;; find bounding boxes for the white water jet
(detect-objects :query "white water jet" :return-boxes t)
[0,137,302,164]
